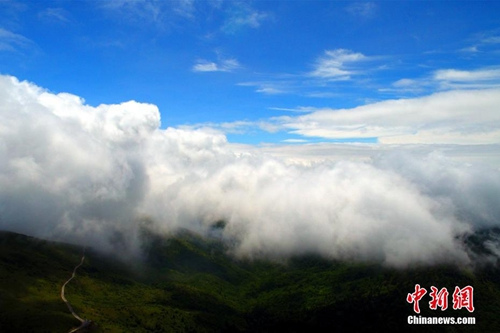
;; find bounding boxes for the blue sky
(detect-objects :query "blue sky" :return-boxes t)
[1,0,500,144]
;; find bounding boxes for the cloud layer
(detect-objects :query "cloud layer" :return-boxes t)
[1,75,500,267]
[277,88,500,144]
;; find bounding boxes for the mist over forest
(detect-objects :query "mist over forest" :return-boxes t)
[1,75,500,268]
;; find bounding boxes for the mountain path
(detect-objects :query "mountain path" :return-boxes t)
[61,248,91,332]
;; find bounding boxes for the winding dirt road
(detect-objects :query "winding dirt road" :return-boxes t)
[61,249,91,332]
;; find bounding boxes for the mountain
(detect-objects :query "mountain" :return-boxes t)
[1,228,499,332]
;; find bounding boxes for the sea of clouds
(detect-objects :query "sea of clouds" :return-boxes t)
[1,75,499,267]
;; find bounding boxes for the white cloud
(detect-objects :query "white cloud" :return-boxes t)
[277,88,500,144]
[281,139,309,143]
[193,58,240,72]
[256,86,284,95]
[0,75,159,253]
[309,49,367,80]
[1,75,500,267]
[192,61,218,72]
[389,67,500,95]
[382,78,429,94]
[392,78,419,88]
[434,68,500,82]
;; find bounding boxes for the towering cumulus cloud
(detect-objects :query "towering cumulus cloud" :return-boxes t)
[0,75,159,252]
[1,75,499,267]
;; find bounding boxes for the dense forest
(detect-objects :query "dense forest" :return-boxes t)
[1,228,499,332]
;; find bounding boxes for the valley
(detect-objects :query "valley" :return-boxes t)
[1,229,499,332]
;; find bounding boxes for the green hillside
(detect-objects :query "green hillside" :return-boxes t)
[1,229,499,332]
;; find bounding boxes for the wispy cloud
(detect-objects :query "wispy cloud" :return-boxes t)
[305,91,340,98]
[192,58,240,72]
[309,49,367,80]
[236,48,380,98]
[100,0,196,28]
[101,0,163,25]
[346,2,376,18]
[173,0,195,19]
[0,28,34,52]
[221,3,269,34]
[38,8,71,23]
[237,81,288,94]
[255,86,284,95]
[482,36,500,44]
[458,31,500,54]
[460,46,479,53]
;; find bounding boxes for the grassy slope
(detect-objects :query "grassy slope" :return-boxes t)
[1,229,500,332]
[0,231,84,332]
